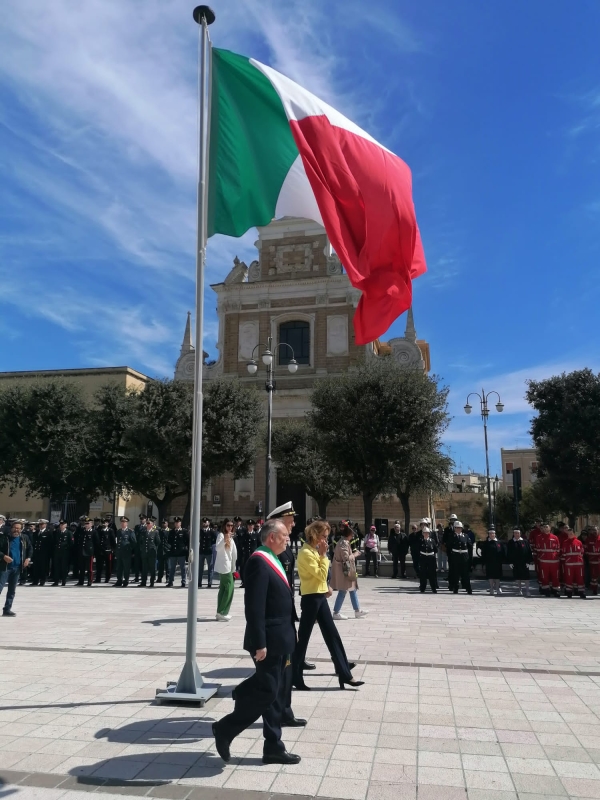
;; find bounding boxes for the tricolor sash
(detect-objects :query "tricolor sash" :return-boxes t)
[252,547,289,587]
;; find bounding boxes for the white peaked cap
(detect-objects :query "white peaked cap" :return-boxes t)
[453,520,463,528]
[266,501,296,520]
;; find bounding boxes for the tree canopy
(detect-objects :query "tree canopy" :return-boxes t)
[526,368,600,524]
[310,358,451,529]
[0,377,262,521]
[271,419,352,517]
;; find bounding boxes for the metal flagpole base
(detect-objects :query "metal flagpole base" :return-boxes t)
[155,659,218,706]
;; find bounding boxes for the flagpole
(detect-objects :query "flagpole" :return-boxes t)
[155,4,217,706]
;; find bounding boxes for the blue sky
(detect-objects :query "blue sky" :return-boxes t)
[1,0,599,477]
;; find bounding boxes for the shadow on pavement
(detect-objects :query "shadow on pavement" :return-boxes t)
[142,617,218,626]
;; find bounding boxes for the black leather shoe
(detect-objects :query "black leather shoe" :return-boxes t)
[347,662,356,671]
[292,681,311,691]
[262,750,301,765]
[281,717,307,727]
[212,722,230,763]
[2,610,16,617]
[303,661,316,670]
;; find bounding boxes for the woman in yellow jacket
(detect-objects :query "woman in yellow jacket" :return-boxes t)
[292,519,364,691]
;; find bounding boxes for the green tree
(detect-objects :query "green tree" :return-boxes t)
[272,419,352,518]
[0,381,99,503]
[95,378,263,522]
[526,369,600,525]
[310,358,451,529]
[395,450,453,534]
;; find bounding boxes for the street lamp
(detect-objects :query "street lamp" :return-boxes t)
[247,335,298,516]
[464,389,504,526]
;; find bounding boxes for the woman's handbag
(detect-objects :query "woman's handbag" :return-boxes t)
[342,557,357,580]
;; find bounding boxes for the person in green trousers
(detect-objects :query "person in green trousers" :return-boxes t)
[215,519,238,621]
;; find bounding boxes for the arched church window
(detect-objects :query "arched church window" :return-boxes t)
[279,321,310,365]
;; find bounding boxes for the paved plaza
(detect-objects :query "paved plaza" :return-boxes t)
[1,575,600,800]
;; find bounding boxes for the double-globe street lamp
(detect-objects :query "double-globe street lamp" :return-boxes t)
[247,336,298,517]
[464,389,504,526]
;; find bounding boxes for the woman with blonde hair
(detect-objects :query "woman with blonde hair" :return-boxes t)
[214,519,237,621]
[331,524,368,619]
[292,519,364,691]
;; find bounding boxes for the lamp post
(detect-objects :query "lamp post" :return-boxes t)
[464,389,504,526]
[248,336,298,516]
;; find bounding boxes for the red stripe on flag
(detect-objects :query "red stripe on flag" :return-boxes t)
[290,116,426,345]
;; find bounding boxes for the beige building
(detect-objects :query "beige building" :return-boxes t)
[174,216,432,531]
[0,366,150,522]
[501,447,538,495]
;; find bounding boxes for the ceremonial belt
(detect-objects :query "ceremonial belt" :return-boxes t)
[420,552,436,557]
[538,556,559,562]
[452,549,468,554]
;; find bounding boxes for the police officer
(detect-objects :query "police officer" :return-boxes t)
[448,520,472,594]
[157,519,171,583]
[138,517,160,587]
[199,518,215,588]
[96,518,115,583]
[31,519,52,586]
[167,517,189,587]
[52,519,73,586]
[77,518,98,586]
[114,516,136,587]
[418,527,438,593]
[132,514,148,583]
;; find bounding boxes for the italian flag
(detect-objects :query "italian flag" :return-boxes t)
[208,48,426,346]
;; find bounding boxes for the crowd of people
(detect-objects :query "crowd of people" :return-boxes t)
[386,515,598,599]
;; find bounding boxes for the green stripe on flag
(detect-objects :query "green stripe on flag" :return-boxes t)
[208,49,299,238]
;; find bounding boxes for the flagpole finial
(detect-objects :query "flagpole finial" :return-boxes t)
[193,5,215,24]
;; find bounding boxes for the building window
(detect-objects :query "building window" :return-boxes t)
[530,461,538,474]
[279,321,310,364]
[505,462,513,475]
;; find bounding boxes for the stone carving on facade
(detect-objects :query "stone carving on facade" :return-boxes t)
[326,253,343,275]
[327,314,349,356]
[273,243,314,275]
[316,294,327,305]
[247,259,261,282]
[175,352,196,381]
[224,256,249,284]
[388,338,424,369]
[238,319,259,361]
[258,298,271,309]
[225,300,242,312]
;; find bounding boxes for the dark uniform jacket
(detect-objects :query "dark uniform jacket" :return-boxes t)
[507,538,532,580]
[97,526,116,554]
[54,526,73,552]
[478,539,505,579]
[77,528,98,558]
[0,532,33,573]
[242,551,296,656]
[450,531,472,558]
[138,526,160,555]
[158,527,171,556]
[200,527,216,556]
[419,538,438,558]
[168,528,189,558]
[115,527,136,552]
[33,529,53,559]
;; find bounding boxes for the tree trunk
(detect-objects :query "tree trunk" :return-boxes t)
[154,497,171,526]
[398,489,411,533]
[317,497,329,519]
[182,494,192,528]
[362,492,374,532]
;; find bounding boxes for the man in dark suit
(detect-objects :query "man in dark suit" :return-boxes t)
[212,519,301,766]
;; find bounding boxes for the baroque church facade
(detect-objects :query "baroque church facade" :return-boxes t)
[174,217,431,531]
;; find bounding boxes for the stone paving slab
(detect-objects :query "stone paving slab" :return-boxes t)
[1,577,600,799]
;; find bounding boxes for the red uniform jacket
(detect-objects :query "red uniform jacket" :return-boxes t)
[536,532,560,564]
[561,537,584,566]
[528,526,543,556]
[585,535,600,565]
